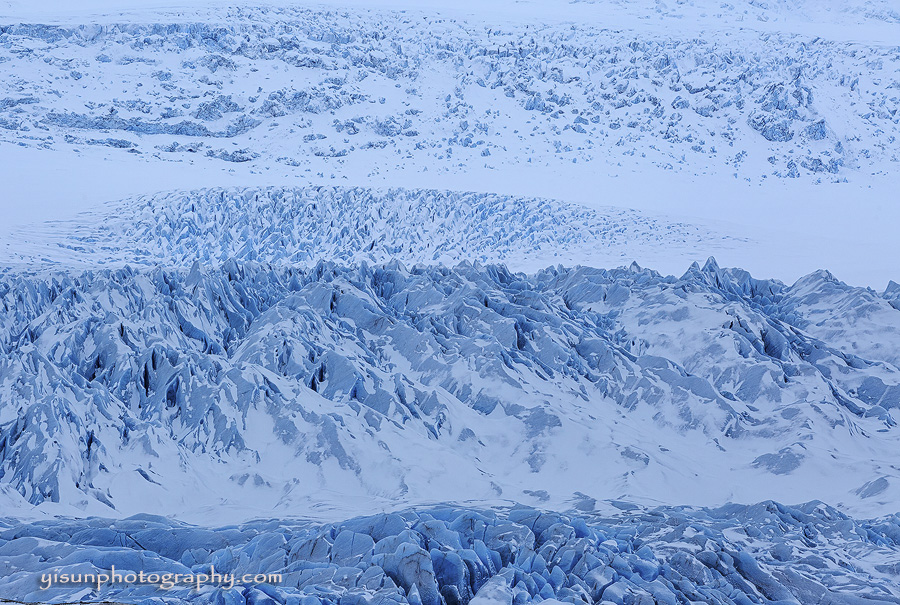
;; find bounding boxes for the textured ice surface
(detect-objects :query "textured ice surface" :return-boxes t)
[0,186,737,271]
[0,2,899,601]
[1,2,899,288]
[0,4,898,184]
[1,247,898,520]
[1,504,899,605]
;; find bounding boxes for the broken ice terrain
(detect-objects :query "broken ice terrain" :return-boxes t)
[2,504,900,605]
[1,3,897,182]
[1,1,899,604]
[0,186,739,271]
[0,190,898,521]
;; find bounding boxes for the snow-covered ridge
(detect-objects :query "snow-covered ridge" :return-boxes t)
[0,186,735,271]
[1,256,898,522]
[0,6,898,184]
[2,503,899,605]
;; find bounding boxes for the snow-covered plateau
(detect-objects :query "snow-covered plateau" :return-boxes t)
[0,0,899,604]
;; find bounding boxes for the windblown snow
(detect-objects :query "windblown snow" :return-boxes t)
[1,1,899,604]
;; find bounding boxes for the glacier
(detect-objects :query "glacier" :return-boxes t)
[1,215,899,518]
[2,504,900,604]
[0,186,737,271]
[1,0,900,603]
[1,2,899,185]
[2,0,900,286]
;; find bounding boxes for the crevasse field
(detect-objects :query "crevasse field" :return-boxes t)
[0,0,899,603]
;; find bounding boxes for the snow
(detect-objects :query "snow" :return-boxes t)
[1,503,900,604]
[0,186,742,275]
[0,0,898,285]
[0,1,899,603]
[1,255,898,525]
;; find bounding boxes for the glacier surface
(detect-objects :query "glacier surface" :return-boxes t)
[2,504,900,605]
[1,0,899,286]
[1,214,898,519]
[0,186,738,271]
[1,3,898,184]
[1,1,899,603]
